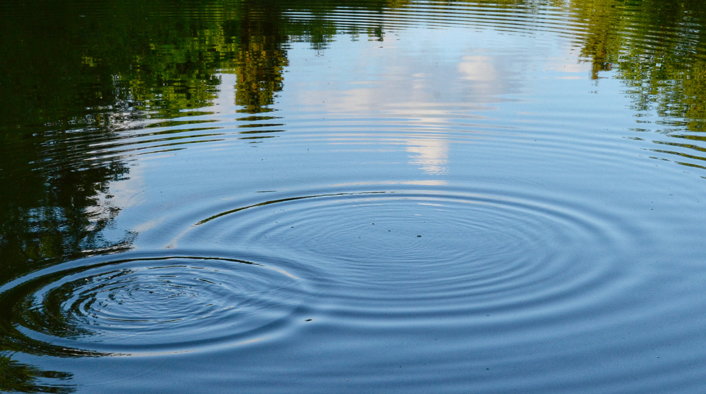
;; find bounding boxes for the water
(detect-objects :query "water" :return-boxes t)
[2,0,706,392]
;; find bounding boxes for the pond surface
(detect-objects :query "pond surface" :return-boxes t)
[2,0,706,392]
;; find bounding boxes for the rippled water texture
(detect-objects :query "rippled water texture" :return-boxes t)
[2,0,706,393]
[1,254,308,356]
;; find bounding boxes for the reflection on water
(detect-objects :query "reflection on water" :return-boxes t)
[0,254,308,357]
[2,0,706,392]
[0,355,74,394]
[407,139,449,174]
[570,0,706,167]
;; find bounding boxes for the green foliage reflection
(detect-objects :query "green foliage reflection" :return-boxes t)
[0,2,419,386]
[0,354,74,393]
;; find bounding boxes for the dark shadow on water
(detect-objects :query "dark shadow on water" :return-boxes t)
[0,354,75,393]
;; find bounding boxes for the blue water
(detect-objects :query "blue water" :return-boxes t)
[2,0,706,392]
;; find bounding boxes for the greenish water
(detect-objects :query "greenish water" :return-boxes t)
[1,0,706,392]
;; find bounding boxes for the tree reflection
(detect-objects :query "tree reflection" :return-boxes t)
[0,1,416,387]
[227,2,289,113]
[566,0,706,168]
[0,355,74,394]
[569,0,623,79]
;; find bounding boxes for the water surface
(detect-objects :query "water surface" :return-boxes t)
[2,0,706,392]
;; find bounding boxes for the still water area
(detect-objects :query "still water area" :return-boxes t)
[1,0,706,392]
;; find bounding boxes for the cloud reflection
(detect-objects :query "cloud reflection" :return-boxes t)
[294,33,522,175]
[406,138,449,175]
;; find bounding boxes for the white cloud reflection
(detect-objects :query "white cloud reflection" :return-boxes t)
[458,55,499,81]
[291,34,517,175]
[406,138,449,175]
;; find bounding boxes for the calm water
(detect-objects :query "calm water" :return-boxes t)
[2,0,706,392]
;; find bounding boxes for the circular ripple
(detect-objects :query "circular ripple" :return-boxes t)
[0,253,309,356]
[173,187,636,321]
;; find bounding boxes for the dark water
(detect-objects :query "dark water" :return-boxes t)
[2,0,706,392]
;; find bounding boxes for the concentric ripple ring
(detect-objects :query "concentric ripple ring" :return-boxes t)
[169,185,642,323]
[0,251,311,357]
